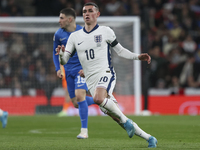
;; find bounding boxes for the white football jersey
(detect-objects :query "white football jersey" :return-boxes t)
[65,25,117,83]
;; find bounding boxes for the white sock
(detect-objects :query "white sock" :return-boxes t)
[100,98,128,123]
[80,128,88,134]
[132,122,151,140]
[0,109,3,116]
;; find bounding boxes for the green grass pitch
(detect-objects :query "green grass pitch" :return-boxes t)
[1,115,200,150]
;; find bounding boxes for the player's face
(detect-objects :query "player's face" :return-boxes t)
[59,13,70,29]
[82,5,100,25]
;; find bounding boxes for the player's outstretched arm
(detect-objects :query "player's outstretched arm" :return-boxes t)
[55,45,70,65]
[112,43,151,64]
[138,53,151,64]
[113,43,141,60]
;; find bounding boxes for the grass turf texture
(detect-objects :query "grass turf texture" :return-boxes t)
[0,115,200,150]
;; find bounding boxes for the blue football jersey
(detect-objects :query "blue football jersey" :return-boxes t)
[53,24,82,73]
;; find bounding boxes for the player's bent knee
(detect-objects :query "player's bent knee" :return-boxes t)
[76,96,86,103]
[93,98,103,105]
[72,102,78,108]
[75,90,86,102]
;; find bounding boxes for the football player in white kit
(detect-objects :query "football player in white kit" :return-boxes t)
[56,2,157,148]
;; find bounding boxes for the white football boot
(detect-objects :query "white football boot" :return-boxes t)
[77,128,88,139]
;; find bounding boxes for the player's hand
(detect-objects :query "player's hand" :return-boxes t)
[55,45,65,56]
[55,45,61,55]
[138,53,151,64]
[57,70,63,79]
[78,69,85,78]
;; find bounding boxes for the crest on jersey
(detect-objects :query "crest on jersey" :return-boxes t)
[94,35,102,47]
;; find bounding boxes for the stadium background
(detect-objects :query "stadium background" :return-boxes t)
[0,0,200,115]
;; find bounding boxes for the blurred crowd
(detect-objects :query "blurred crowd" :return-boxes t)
[0,32,58,99]
[0,0,200,96]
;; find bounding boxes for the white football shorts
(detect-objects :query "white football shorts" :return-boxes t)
[86,70,116,101]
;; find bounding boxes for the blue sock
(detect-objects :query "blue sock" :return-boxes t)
[85,96,95,106]
[77,100,88,128]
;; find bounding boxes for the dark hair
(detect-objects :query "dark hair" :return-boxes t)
[60,8,76,19]
[84,2,99,11]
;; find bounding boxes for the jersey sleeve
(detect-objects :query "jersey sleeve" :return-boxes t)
[65,33,75,55]
[113,43,139,60]
[105,27,117,45]
[53,32,61,72]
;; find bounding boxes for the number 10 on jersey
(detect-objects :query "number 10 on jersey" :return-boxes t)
[85,49,95,60]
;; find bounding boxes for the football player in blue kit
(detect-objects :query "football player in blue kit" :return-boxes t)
[53,8,95,139]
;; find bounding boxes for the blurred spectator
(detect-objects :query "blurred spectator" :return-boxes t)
[9,51,21,76]
[150,0,166,27]
[180,34,197,54]
[169,76,180,95]
[3,60,11,87]
[187,75,200,88]
[189,0,200,16]
[4,0,24,16]
[169,20,183,39]
[0,35,7,58]
[162,3,174,29]
[25,33,37,55]
[36,66,46,86]
[149,46,169,87]
[0,74,5,88]
[51,0,68,16]
[0,0,7,10]
[0,0,9,16]
[105,0,122,15]
[130,1,140,16]
[35,64,58,105]
[173,3,194,24]
[182,17,195,32]
[32,0,53,16]
[173,54,200,87]
[43,65,58,105]
[194,46,200,63]
[32,43,48,63]
[26,70,38,88]
[10,34,26,55]
[74,0,83,16]
[167,47,187,66]
[162,35,178,56]
[11,75,22,96]
[151,34,163,52]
